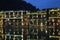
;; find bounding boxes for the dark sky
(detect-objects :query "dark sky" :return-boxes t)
[24,0,60,9]
[0,0,39,11]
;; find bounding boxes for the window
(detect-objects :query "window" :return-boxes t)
[10,12,13,18]
[23,11,26,15]
[6,12,9,18]
[28,15,32,19]
[18,12,21,17]
[33,14,37,19]
[38,15,41,19]
[15,12,17,17]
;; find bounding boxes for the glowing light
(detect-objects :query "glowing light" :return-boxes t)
[52,19,54,22]
[53,23,55,26]
[57,23,59,25]
[45,30,47,33]
[58,32,60,35]
[14,17,16,18]
[40,22,43,26]
[58,20,60,22]
[41,15,42,18]
[22,22,24,25]
[43,15,46,17]
[53,32,55,35]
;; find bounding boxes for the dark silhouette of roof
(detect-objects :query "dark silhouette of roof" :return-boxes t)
[0,0,39,11]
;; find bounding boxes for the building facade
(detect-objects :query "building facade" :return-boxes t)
[0,8,60,40]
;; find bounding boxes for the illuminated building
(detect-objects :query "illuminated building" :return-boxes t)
[48,8,60,40]
[0,10,47,40]
[0,8,60,40]
[27,11,47,40]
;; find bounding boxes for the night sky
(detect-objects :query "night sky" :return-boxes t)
[0,0,39,11]
[0,0,60,10]
[24,0,60,9]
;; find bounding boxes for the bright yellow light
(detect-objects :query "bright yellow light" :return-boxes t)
[49,36,60,38]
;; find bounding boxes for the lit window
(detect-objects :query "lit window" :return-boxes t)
[13,20,15,22]
[52,19,54,22]
[58,20,60,23]
[53,32,55,35]
[52,12,54,14]
[43,15,46,17]
[14,32,15,34]
[40,22,43,26]
[58,32,60,35]
[14,17,16,18]
[53,23,55,26]
[45,30,47,33]
[56,23,59,25]
[22,22,24,26]
[41,15,42,18]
